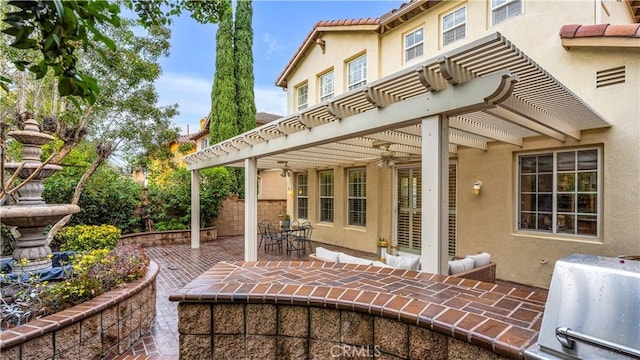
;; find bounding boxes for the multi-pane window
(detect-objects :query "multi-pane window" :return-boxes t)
[347,168,366,226]
[492,0,522,25]
[518,148,600,237]
[296,173,308,219]
[200,138,208,150]
[442,7,466,46]
[296,83,308,111]
[347,55,367,91]
[319,71,334,102]
[319,170,334,222]
[405,28,424,62]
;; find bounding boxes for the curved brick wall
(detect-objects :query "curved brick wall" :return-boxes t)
[0,262,158,359]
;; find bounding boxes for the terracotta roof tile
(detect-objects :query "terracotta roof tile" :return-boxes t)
[604,24,640,37]
[560,24,640,39]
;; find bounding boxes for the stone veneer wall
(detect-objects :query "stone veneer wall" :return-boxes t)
[178,302,508,359]
[119,227,217,247]
[0,262,158,360]
[213,196,286,236]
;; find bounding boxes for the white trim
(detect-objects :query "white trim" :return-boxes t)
[347,54,367,91]
[442,6,466,46]
[404,27,424,62]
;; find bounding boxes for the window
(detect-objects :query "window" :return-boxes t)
[492,0,522,25]
[518,148,600,237]
[347,55,366,91]
[296,173,308,219]
[442,7,466,46]
[200,138,208,150]
[405,28,424,61]
[319,170,334,222]
[319,71,334,102]
[347,168,366,226]
[296,83,308,111]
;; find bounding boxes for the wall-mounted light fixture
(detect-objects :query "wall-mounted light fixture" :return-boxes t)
[279,161,291,177]
[473,181,482,196]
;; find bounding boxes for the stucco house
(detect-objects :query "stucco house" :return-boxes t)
[185,0,639,288]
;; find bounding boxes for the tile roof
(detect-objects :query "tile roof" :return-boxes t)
[559,23,640,38]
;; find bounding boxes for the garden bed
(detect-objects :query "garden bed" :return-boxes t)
[0,261,158,359]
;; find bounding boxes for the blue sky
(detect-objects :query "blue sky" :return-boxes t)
[155,0,404,134]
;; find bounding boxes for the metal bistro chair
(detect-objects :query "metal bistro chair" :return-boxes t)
[289,220,313,256]
[258,220,270,252]
[264,222,285,254]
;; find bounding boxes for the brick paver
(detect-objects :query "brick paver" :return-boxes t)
[117,236,376,358]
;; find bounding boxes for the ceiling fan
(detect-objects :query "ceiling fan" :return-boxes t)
[278,161,292,177]
[372,142,420,168]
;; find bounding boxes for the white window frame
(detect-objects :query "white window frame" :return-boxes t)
[491,0,523,26]
[296,83,308,111]
[404,27,424,62]
[296,173,308,219]
[347,168,366,227]
[200,137,209,150]
[319,170,334,223]
[442,6,466,46]
[319,70,334,102]
[516,147,601,238]
[347,54,367,91]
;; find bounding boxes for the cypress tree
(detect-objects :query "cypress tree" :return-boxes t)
[210,0,237,144]
[234,0,256,133]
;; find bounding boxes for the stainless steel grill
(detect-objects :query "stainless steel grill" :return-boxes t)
[525,254,640,360]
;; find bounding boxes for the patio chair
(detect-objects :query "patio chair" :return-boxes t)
[264,222,285,254]
[288,220,313,256]
[258,220,271,252]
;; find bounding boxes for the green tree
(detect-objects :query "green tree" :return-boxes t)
[1,0,230,104]
[209,0,237,144]
[234,0,255,134]
[148,166,232,229]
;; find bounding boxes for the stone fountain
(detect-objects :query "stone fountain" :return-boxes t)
[0,118,79,274]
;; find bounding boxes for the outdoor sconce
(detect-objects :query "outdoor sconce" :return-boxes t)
[473,181,482,196]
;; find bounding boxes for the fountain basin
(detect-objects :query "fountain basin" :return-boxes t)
[0,204,80,227]
[3,162,64,180]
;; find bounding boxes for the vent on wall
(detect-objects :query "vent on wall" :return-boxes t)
[596,66,625,88]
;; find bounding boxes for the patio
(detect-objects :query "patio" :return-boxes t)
[113,235,545,359]
[115,236,379,359]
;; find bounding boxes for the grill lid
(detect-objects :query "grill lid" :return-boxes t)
[526,254,640,360]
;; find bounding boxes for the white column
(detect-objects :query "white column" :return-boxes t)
[245,158,258,261]
[191,169,200,249]
[420,115,449,275]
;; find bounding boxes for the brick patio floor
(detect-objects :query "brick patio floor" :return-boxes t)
[115,236,377,359]
[114,236,546,359]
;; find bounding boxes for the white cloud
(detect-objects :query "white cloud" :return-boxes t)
[263,33,284,57]
[255,86,287,116]
[156,73,287,134]
[155,72,212,133]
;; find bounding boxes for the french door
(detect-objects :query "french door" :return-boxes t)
[395,164,457,255]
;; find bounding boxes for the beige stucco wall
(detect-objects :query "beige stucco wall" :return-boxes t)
[284,31,380,113]
[282,0,640,287]
[259,169,287,200]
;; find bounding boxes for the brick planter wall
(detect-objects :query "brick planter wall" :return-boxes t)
[119,227,217,247]
[177,302,508,359]
[0,262,158,360]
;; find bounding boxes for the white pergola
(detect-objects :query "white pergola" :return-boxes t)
[184,33,609,275]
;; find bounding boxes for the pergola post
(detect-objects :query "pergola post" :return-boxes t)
[245,157,258,261]
[191,169,200,249]
[420,115,449,275]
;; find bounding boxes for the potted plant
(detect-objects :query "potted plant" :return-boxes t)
[280,214,291,229]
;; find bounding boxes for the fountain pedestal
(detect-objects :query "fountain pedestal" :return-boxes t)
[1,118,80,273]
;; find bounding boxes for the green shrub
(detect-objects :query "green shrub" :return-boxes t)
[44,164,142,234]
[53,225,121,252]
[154,220,189,231]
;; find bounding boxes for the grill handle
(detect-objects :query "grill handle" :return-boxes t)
[556,327,640,359]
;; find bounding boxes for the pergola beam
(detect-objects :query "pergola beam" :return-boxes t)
[187,71,517,171]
